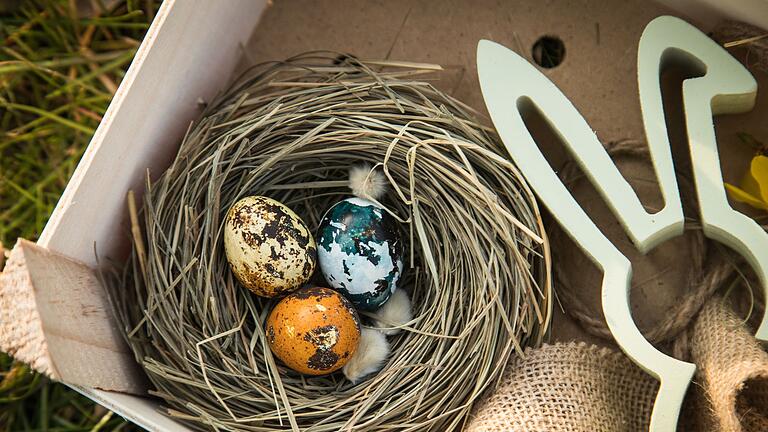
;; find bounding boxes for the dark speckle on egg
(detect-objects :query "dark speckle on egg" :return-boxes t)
[307,349,340,371]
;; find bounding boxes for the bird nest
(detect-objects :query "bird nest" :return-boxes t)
[110,52,551,431]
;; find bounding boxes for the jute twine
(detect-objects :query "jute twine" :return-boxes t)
[552,140,716,349]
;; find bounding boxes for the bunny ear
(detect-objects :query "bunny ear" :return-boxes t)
[479,15,768,432]
[479,38,694,432]
[478,40,684,257]
[642,15,768,347]
[640,18,768,346]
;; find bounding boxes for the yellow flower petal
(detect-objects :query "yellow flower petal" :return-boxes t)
[738,168,763,198]
[725,183,768,210]
[750,155,768,204]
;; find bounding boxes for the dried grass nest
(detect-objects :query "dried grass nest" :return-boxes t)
[110,52,552,431]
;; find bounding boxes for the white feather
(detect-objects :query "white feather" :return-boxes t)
[349,165,387,201]
[371,289,413,335]
[343,328,390,383]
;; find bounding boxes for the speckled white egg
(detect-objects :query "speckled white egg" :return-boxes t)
[224,196,317,297]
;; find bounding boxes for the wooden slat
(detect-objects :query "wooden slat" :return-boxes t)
[0,239,147,394]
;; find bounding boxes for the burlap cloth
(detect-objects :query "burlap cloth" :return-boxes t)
[466,297,768,431]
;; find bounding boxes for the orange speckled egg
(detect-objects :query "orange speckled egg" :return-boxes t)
[266,287,361,375]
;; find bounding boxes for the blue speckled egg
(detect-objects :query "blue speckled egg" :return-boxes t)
[317,197,404,311]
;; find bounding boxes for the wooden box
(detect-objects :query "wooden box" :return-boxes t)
[6,0,768,430]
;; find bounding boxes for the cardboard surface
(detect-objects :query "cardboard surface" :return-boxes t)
[246,0,768,345]
[246,0,683,147]
[245,0,768,179]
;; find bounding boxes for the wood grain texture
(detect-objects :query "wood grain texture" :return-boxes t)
[0,240,55,378]
[0,239,146,394]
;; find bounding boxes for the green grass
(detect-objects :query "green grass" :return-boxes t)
[1,1,158,430]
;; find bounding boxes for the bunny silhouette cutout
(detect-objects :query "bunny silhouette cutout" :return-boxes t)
[478,15,768,431]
